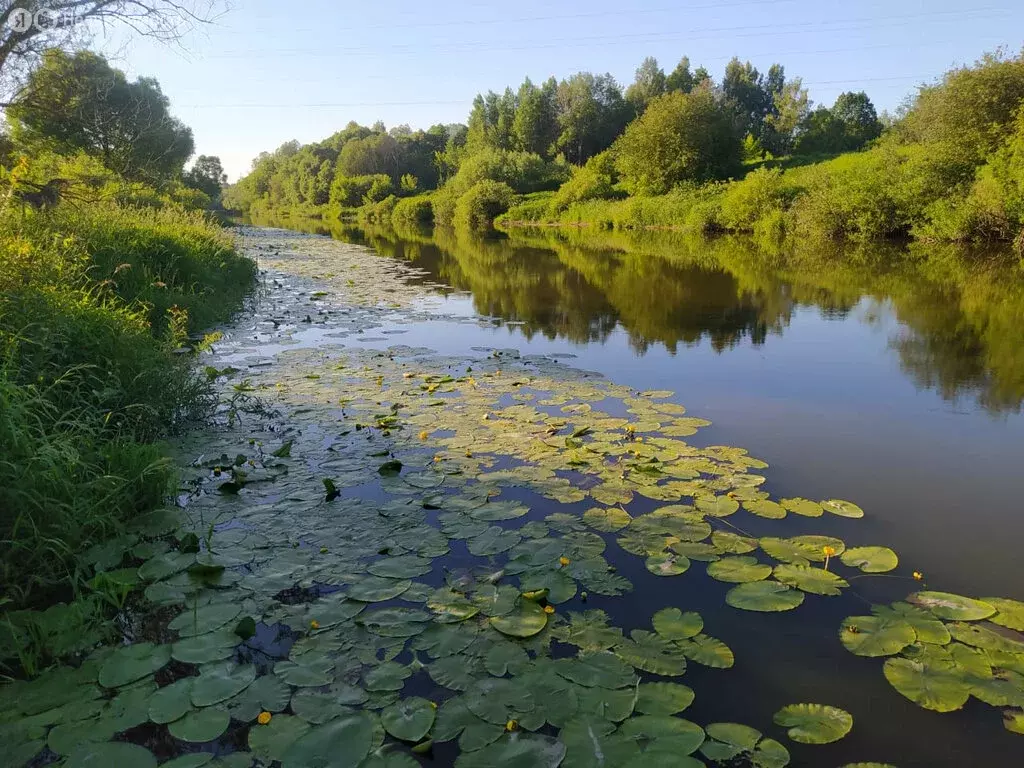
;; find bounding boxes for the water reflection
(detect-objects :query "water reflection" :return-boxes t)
[247,214,1024,413]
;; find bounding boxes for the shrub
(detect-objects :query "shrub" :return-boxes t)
[365,174,394,203]
[453,180,516,229]
[392,195,434,226]
[330,173,391,207]
[548,151,619,214]
[718,167,790,232]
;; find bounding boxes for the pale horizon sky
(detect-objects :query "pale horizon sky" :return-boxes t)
[94,0,1024,181]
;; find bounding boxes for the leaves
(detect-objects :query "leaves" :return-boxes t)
[99,643,171,689]
[840,616,916,657]
[281,712,375,767]
[909,592,997,621]
[773,564,849,596]
[190,662,257,706]
[773,703,853,744]
[652,608,703,640]
[726,582,805,612]
[167,707,231,743]
[381,697,436,742]
[883,652,971,712]
[706,556,772,583]
[635,682,695,715]
[614,630,688,676]
[840,547,899,573]
[821,499,865,518]
[489,600,548,638]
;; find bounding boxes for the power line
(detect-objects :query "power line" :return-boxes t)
[207,8,1013,59]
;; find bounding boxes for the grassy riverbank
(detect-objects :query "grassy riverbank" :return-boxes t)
[0,201,255,674]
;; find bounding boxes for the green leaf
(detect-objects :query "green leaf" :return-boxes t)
[248,714,311,763]
[873,603,951,645]
[1004,709,1024,735]
[271,440,294,458]
[840,616,916,657]
[617,716,705,754]
[821,499,865,518]
[456,733,567,768]
[711,531,758,554]
[98,643,171,689]
[983,598,1024,631]
[381,697,436,742]
[367,555,433,579]
[614,630,688,676]
[635,682,695,715]
[551,610,623,652]
[695,495,739,517]
[759,538,816,566]
[347,576,412,602]
[707,556,772,583]
[169,603,241,638]
[840,547,898,573]
[560,717,640,768]
[743,499,786,519]
[699,722,760,760]
[909,591,996,621]
[555,651,635,689]
[489,600,548,638]
[281,712,375,768]
[883,654,970,712]
[190,662,256,706]
[365,662,411,692]
[677,634,734,668]
[149,678,194,724]
[65,743,157,768]
[171,627,239,664]
[465,678,534,725]
[168,707,231,743]
[583,506,632,532]
[644,552,690,576]
[652,607,703,640]
[378,460,403,476]
[773,565,848,596]
[773,703,853,744]
[726,582,805,612]
[780,498,823,517]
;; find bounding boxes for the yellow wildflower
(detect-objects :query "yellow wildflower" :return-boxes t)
[822,546,837,557]
[418,431,429,440]
[505,720,518,731]
[543,605,555,615]
[559,557,571,567]
[310,620,320,630]
[257,711,272,725]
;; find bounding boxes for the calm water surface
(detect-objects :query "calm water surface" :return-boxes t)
[250,217,1024,766]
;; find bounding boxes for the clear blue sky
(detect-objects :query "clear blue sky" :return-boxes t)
[101,0,1024,180]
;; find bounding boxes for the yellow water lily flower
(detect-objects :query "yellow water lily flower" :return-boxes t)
[505,720,518,731]
[543,605,555,614]
[822,546,837,557]
[913,571,924,580]
[310,620,320,630]
[559,557,571,567]
[418,431,429,440]
[257,711,272,725]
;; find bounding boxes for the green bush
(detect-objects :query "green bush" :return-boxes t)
[453,180,516,229]
[392,195,434,226]
[548,151,620,214]
[330,173,392,207]
[718,167,791,232]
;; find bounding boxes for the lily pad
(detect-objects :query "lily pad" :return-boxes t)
[457,733,566,768]
[821,499,865,518]
[347,577,412,602]
[99,643,171,689]
[700,723,788,767]
[983,598,1024,631]
[168,603,242,638]
[149,678,195,724]
[381,697,436,742]
[168,707,231,743]
[555,651,635,689]
[652,608,703,641]
[617,716,705,754]
[840,616,917,657]
[677,634,734,668]
[490,600,548,638]
[873,603,951,645]
[759,538,816,567]
[743,499,786,519]
[614,630,688,676]
[281,711,375,768]
[635,682,695,715]
[191,662,257,706]
[909,592,996,621]
[583,506,632,532]
[780,498,823,518]
[65,743,157,768]
[248,714,312,763]
[706,556,772,583]
[773,565,849,596]
[773,703,853,744]
[840,547,899,574]
[645,552,690,576]
[696,495,739,517]
[726,582,805,613]
[883,654,970,712]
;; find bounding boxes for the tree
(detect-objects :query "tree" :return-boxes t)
[722,58,771,139]
[0,1,225,101]
[666,56,696,94]
[7,49,194,182]
[184,155,226,199]
[765,78,810,154]
[512,77,558,157]
[831,91,882,148]
[554,72,630,165]
[613,87,742,195]
[625,56,666,114]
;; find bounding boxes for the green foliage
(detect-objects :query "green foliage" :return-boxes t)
[392,195,434,226]
[548,151,620,214]
[614,88,741,195]
[453,180,516,229]
[797,92,882,155]
[718,167,792,233]
[183,156,227,201]
[8,50,194,183]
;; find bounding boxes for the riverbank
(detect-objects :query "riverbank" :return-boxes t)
[0,202,256,676]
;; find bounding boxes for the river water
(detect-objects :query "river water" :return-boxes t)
[221,220,1024,766]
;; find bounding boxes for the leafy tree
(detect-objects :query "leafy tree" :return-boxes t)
[337,132,401,178]
[765,78,810,154]
[832,91,882,148]
[512,77,558,157]
[722,58,771,139]
[666,56,696,94]
[625,56,666,114]
[554,72,631,165]
[7,49,193,182]
[184,155,226,199]
[614,87,742,195]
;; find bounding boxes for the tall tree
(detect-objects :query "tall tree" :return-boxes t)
[765,78,810,154]
[7,49,194,182]
[722,58,771,140]
[512,77,558,157]
[554,72,630,165]
[666,56,696,94]
[0,1,225,101]
[831,91,882,147]
[184,155,227,198]
[625,56,666,114]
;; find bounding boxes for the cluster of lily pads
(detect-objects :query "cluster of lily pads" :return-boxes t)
[2,231,1022,768]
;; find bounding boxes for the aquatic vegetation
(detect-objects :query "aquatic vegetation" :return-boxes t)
[3,229,1022,766]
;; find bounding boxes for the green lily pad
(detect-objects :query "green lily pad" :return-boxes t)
[365,662,411,692]
[138,552,194,582]
[159,755,215,768]
[191,662,257,706]
[168,707,231,743]
[949,623,1024,655]
[789,536,846,560]
[759,538,816,567]
[707,556,772,583]
[149,678,195,724]
[821,499,865,518]
[485,641,531,676]
[168,603,242,638]
[695,495,739,517]
[636,682,695,715]
[583,506,632,532]
[840,616,917,657]
[726,582,805,612]
[467,526,522,556]
[226,673,293,721]
[428,589,482,623]
[677,634,734,668]
[908,592,996,621]
[347,577,412,602]
[873,603,951,645]
[381,697,436,742]
[248,714,312,763]
[983,598,1024,631]
[614,630,688,676]
[699,723,788,766]
[652,608,703,641]
[555,651,635,689]
[743,499,786,519]
[617,716,705,754]
[780,498,823,518]
[576,685,636,723]
[711,531,759,554]
[65,743,157,768]
[367,555,433,579]
[1004,709,1024,735]
[99,643,171,689]
[489,600,548,638]
[773,565,849,596]
[645,552,690,576]
[773,703,853,744]
[883,653,970,712]
[456,733,567,768]
[465,678,534,725]
[281,711,375,768]
[552,610,624,652]
[840,547,899,573]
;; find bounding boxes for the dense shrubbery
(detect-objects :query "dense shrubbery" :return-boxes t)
[392,194,434,226]
[453,180,516,229]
